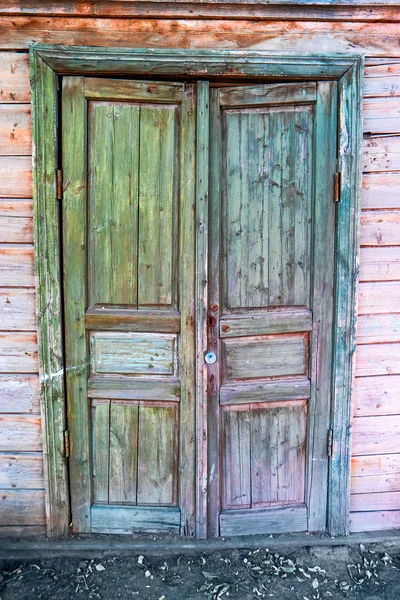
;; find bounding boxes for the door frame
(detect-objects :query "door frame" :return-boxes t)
[30,45,363,538]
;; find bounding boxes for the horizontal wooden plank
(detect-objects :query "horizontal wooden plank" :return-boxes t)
[351,473,400,495]
[364,98,400,135]
[0,52,30,103]
[351,491,400,512]
[350,510,400,532]
[219,82,316,107]
[352,453,400,478]
[219,309,312,338]
[0,489,45,526]
[0,215,33,243]
[0,104,31,155]
[0,415,42,451]
[0,332,38,373]
[360,248,400,282]
[0,452,44,489]
[2,2,400,22]
[358,281,400,315]
[0,375,39,413]
[219,504,307,537]
[364,63,400,98]
[85,78,184,102]
[360,210,400,246]
[0,288,36,331]
[0,525,46,537]
[86,308,181,333]
[222,334,307,381]
[91,332,177,376]
[354,375,400,417]
[357,314,400,344]
[91,504,180,534]
[352,415,400,456]
[0,198,32,218]
[0,244,34,287]
[88,376,180,401]
[2,19,400,56]
[220,377,310,405]
[362,173,400,210]
[355,343,400,377]
[0,156,32,197]
[363,136,400,172]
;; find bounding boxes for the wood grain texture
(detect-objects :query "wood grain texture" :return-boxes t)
[91,504,180,534]
[0,490,45,526]
[0,452,44,489]
[223,407,251,509]
[354,375,400,417]
[220,377,311,405]
[0,105,31,155]
[0,332,37,373]
[0,525,46,538]
[0,375,39,413]
[364,62,400,98]
[0,214,33,243]
[109,402,139,504]
[362,173,400,209]
[357,314,400,344]
[351,471,400,495]
[0,52,30,103]
[0,156,32,198]
[85,308,181,333]
[0,415,42,451]
[92,400,110,504]
[0,288,36,331]
[360,247,400,281]
[219,81,316,107]
[88,376,180,402]
[223,334,308,381]
[351,491,400,512]
[0,244,34,287]
[364,98,400,134]
[91,332,177,375]
[219,504,307,537]
[220,310,312,338]
[3,19,400,56]
[352,453,400,478]
[360,210,400,246]
[363,136,400,172]
[356,343,400,376]
[84,78,183,103]
[352,415,400,455]
[358,282,400,314]
[350,510,400,532]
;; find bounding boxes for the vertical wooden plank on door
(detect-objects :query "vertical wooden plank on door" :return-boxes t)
[92,400,110,504]
[307,81,337,532]
[196,81,209,539]
[208,88,221,537]
[179,84,196,535]
[30,50,69,536]
[62,77,91,532]
[223,406,251,509]
[88,103,139,306]
[109,402,138,504]
[138,105,177,307]
[251,406,276,506]
[137,404,177,505]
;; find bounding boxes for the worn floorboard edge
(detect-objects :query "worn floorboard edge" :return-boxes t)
[1,531,400,559]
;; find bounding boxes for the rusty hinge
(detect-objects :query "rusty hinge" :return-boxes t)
[64,430,70,458]
[56,169,63,201]
[327,428,334,457]
[334,172,341,203]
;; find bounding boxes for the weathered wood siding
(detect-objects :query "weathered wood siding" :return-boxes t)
[0,8,399,535]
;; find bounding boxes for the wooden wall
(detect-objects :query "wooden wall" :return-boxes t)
[0,7,399,536]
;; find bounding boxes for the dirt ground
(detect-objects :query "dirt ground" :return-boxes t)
[1,542,400,600]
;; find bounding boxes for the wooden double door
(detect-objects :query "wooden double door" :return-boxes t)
[62,77,337,537]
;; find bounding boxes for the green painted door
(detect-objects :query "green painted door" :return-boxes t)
[62,78,196,535]
[207,82,338,537]
[62,77,338,537]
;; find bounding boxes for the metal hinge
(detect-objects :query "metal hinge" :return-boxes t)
[63,430,70,458]
[327,429,334,457]
[334,172,341,203]
[56,169,63,201]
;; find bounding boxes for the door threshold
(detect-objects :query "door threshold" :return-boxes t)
[1,530,400,560]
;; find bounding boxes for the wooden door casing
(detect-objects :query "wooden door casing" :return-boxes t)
[207,81,338,537]
[62,77,196,535]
